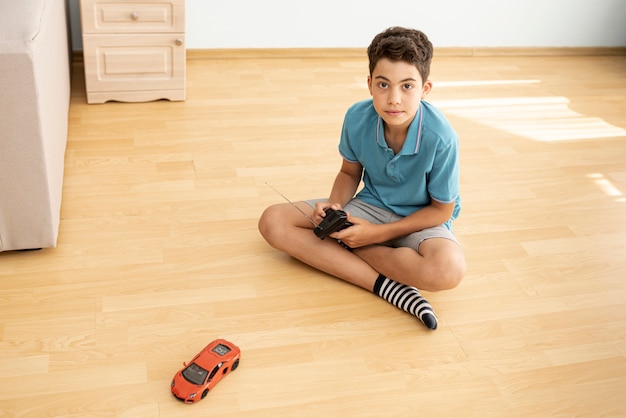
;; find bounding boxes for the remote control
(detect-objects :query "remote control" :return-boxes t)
[314,208,353,240]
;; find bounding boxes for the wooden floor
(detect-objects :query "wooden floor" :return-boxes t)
[1,52,626,417]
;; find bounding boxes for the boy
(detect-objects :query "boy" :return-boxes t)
[258,27,465,330]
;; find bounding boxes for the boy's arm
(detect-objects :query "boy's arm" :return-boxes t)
[328,159,363,208]
[373,199,455,241]
[335,198,455,248]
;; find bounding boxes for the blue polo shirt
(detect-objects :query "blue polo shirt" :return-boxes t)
[338,99,461,230]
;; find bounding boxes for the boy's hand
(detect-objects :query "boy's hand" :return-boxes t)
[329,214,378,248]
[312,201,342,223]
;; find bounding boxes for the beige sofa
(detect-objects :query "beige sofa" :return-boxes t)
[0,0,71,251]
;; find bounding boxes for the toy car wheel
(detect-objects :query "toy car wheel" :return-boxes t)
[231,359,239,371]
[201,389,209,399]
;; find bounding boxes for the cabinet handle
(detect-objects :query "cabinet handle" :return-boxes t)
[175,38,183,46]
[131,12,139,20]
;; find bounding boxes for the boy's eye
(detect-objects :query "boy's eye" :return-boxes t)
[403,84,414,90]
[377,82,388,89]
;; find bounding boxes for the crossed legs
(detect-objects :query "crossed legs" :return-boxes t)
[258,201,465,291]
[258,201,465,328]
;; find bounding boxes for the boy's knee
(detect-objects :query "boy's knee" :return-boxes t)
[258,206,276,239]
[441,262,465,290]
[439,256,466,290]
[424,254,466,291]
[258,205,286,246]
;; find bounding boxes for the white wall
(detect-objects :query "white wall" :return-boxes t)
[69,0,626,51]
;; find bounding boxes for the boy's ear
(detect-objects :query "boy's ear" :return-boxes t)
[421,80,433,99]
[367,75,373,95]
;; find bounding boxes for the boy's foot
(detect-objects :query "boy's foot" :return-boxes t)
[374,275,438,330]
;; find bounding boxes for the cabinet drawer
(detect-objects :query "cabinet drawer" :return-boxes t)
[82,34,185,93]
[81,0,185,33]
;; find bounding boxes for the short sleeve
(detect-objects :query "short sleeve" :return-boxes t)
[428,133,460,204]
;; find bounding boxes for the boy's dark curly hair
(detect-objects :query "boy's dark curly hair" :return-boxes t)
[367,27,433,83]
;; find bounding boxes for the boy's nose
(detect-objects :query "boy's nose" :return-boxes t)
[388,89,401,104]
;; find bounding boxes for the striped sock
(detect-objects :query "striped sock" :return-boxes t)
[373,274,438,330]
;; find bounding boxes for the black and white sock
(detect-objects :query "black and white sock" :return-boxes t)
[373,274,438,330]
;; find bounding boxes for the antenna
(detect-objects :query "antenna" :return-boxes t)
[265,182,318,227]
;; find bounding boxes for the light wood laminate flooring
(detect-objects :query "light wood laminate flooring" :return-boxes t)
[1,52,625,417]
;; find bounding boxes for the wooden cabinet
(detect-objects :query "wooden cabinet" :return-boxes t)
[79,0,186,104]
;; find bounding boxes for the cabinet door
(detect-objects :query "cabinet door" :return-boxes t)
[83,34,185,93]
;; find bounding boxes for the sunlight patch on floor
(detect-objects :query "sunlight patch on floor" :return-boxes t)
[433,96,626,142]
[588,173,625,202]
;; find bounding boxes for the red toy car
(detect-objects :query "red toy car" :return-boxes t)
[171,339,241,403]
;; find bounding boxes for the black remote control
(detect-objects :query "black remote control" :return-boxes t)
[314,208,353,240]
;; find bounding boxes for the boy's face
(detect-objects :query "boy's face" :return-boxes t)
[367,58,432,131]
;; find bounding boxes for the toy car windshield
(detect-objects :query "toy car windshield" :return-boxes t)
[182,363,208,385]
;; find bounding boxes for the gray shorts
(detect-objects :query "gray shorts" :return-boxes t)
[306,198,460,252]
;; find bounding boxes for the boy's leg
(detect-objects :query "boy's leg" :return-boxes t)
[258,201,383,290]
[258,202,439,329]
[340,199,466,292]
[355,237,465,292]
